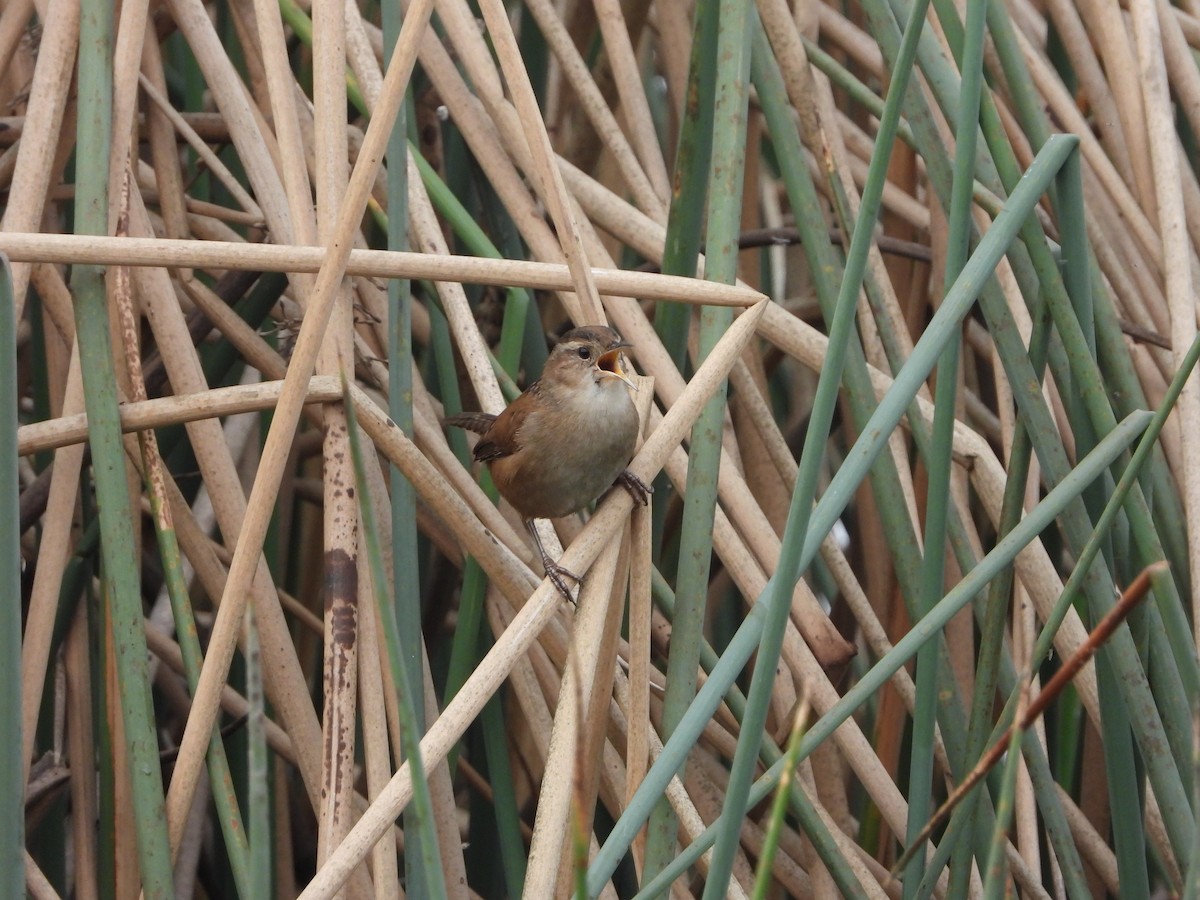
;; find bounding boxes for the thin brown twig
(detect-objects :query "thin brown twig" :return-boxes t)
[891,560,1168,878]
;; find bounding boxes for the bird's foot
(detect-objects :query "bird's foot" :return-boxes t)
[543,558,582,604]
[616,469,653,506]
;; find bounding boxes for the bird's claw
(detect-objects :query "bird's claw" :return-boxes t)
[616,469,652,507]
[544,561,582,604]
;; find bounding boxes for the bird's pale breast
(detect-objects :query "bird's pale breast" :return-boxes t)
[491,378,638,520]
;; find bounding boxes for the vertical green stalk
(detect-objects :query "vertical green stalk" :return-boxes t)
[705,1,930,895]
[647,0,718,568]
[1059,138,1150,896]
[965,0,1192,715]
[904,1,985,893]
[954,0,1188,616]
[655,0,717,371]
[384,5,418,716]
[1097,658,1151,895]
[0,256,22,900]
[406,145,533,380]
[440,440,521,892]
[144,470,251,895]
[946,303,1050,895]
[73,1,172,894]
[383,2,427,888]
[480,676,527,897]
[648,0,752,891]
[751,705,805,900]
[935,327,1200,898]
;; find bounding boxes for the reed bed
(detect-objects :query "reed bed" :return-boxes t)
[1,0,1198,896]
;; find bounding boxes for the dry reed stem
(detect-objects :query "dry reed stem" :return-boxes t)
[521,0,665,220]
[148,443,405,892]
[1131,0,1200,643]
[136,76,262,219]
[140,39,194,275]
[407,162,507,412]
[357,396,542,600]
[28,264,75,346]
[354,556,402,898]
[523,536,622,897]
[579,575,638,893]
[427,1,622,321]
[343,6,505,426]
[312,0,360,875]
[623,389,655,879]
[19,352,84,781]
[0,232,764,306]
[163,0,291,244]
[108,0,147,210]
[354,426,467,887]
[24,850,60,900]
[593,0,671,206]
[146,416,328,784]
[64,612,99,900]
[485,585,558,755]
[253,0,315,247]
[17,377,344,454]
[476,0,605,322]
[0,0,77,322]
[418,643,473,894]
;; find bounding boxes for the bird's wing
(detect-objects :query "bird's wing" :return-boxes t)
[448,378,547,464]
[446,407,522,464]
[471,436,511,462]
[472,401,530,463]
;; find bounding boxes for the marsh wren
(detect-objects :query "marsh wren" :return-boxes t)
[447,325,651,598]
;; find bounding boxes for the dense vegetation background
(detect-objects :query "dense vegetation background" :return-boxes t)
[2,0,1199,896]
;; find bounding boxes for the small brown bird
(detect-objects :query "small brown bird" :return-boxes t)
[447,325,651,598]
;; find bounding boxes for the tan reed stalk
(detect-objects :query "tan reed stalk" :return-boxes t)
[0,0,77,323]
[0,232,763,306]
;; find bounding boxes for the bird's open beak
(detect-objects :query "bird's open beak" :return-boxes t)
[598,346,637,391]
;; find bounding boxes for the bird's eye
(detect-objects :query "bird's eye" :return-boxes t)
[577,346,591,360]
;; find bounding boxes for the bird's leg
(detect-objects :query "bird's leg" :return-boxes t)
[615,469,653,506]
[526,519,580,602]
